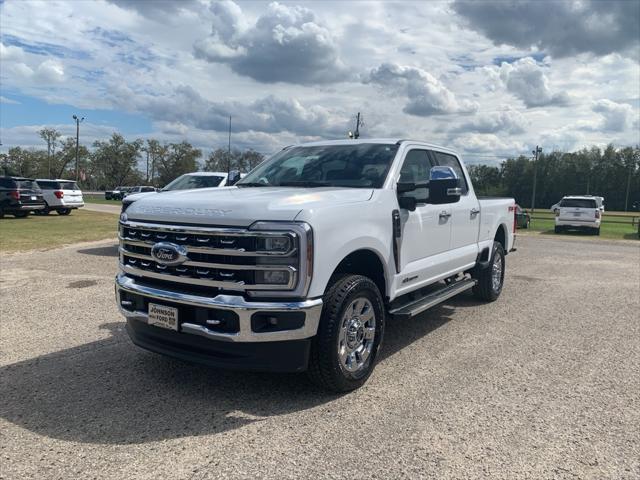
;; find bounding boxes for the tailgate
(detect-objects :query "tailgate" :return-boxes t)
[559,207,596,220]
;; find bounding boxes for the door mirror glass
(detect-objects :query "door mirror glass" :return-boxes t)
[428,166,462,205]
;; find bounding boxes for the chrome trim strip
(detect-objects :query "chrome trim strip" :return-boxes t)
[120,263,296,290]
[119,236,298,257]
[121,220,294,238]
[119,247,297,273]
[116,273,322,342]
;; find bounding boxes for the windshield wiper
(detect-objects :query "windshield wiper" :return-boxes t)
[278,181,330,187]
[236,182,271,187]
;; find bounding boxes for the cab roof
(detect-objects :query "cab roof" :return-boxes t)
[294,138,460,157]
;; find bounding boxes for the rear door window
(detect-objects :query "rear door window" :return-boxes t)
[0,178,16,188]
[560,199,597,208]
[431,151,469,194]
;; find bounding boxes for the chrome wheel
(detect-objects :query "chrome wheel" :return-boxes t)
[491,251,503,292]
[337,297,376,374]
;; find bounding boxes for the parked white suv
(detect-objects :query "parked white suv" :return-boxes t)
[35,179,84,215]
[116,139,516,392]
[555,196,601,234]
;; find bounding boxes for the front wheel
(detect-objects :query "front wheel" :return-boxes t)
[308,274,385,392]
[472,241,505,302]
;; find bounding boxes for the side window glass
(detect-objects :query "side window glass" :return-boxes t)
[432,152,468,194]
[399,150,432,201]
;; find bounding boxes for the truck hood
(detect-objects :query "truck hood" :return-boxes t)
[124,191,157,202]
[123,186,374,227]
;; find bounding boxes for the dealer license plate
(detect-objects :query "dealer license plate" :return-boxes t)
[148,303,178,331]
[31,196,37,200]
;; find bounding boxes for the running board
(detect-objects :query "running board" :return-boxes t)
[389,278,477,320]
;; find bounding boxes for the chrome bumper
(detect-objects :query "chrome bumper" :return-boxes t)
[115,273,323,343]
[20,204,44,210]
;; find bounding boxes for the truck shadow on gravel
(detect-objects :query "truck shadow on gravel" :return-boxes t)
[0,307,454,445]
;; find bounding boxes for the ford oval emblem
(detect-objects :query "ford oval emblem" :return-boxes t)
[150,242,188,266]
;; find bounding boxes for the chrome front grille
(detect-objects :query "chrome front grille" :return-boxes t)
[119,221,302,292]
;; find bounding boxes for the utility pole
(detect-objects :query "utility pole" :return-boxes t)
[530,145,542,211]
[72,115,84,182]
[227,116,232,175]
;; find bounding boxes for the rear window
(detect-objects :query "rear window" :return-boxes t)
[37,181,60,189]
[60,182,79,190]
[16,180,39,190]
[560,199,597,208]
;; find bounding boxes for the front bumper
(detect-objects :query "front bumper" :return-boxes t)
[115,273,323,370]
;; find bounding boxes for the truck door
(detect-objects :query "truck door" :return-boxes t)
[395,149,453,293]
[431,151,480,269]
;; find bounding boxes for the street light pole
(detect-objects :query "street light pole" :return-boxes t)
[530,145,542,211]
[72,115,84,182]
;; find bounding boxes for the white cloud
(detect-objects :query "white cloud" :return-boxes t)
[591,99,637,132]
[492,57,569,108]
[367,63,478,116]
[453,108,527,134]
[194,1,349,84]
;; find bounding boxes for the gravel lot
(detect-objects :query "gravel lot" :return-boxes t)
[1,235,638,479]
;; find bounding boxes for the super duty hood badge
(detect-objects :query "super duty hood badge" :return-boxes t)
[131,205,232,217]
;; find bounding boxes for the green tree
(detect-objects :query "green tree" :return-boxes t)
[39,128,61,178]
[92,133,143,188]
[156,141,201,186]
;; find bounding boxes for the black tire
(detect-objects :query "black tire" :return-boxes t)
[13,211,29,218]
[554,226,562,233]
[595,228,600,236]
[0,207,4,219]
[308,274,385,393]
[472,241,505,302]
[57,208,72,215]
[35,204,50,215]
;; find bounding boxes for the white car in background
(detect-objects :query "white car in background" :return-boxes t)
[35,179,84,215]
[121,171,243,212]
[555,196,602,235]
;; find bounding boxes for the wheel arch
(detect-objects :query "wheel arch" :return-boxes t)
[328,248,388,299]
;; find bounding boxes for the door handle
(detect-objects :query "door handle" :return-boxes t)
[470,208,480,217]
[439,211,451,219]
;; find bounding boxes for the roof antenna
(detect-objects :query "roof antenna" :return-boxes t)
[348,112,363,139]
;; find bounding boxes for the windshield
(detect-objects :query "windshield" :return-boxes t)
[238,143,399,188]
[163,174,225,191]
[560,199,597,208]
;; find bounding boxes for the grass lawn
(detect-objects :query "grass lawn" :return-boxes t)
[525,217,639,240]
[83,194,122,205]
[0,209,119,253]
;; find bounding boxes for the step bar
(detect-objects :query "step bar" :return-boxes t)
[389,278,477,320]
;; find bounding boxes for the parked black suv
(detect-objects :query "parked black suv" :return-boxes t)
[0,176,46,218]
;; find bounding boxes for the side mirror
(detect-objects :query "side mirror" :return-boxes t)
[428,166,462,205]
[227,170,241,186]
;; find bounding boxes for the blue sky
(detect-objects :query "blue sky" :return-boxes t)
[1,0,638,163]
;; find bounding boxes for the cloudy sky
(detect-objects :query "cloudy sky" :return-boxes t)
[1,0,639,164]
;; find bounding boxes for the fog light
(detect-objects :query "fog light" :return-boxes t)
[256,270,289,285]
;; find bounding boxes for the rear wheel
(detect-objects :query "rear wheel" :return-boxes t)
[472,241,505,302]
[308,274,385,392]
[594,228,600,236]
[0,207,4,219]
[554,226,562,233]
[13,211,29,218]
[57,208,72,215]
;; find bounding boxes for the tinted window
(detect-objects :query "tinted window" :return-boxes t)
[59,181,79,190]
[163,175,225,190]
[432,151,468,194]
[141,187,155,192]
[560,199,597,208]
[239,144,399,188]
[0,178,16,188]
[16,180,39,191]
[37,181,60,189]
[399,150,434,201]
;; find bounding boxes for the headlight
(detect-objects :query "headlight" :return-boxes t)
[249,221,313,298]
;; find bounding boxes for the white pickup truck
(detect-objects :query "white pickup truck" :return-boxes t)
[116,139,515,391]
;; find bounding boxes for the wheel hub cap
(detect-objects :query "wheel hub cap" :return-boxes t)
[338,297,376,373]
